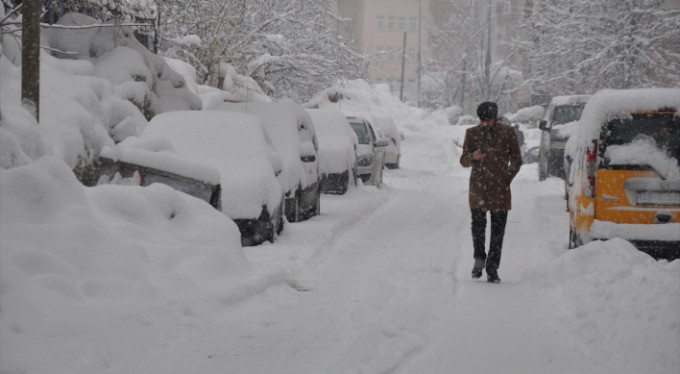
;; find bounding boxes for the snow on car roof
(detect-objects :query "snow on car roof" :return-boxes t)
[208,102,318,190]
[141,111,282,219]
[101,137,221,185]
[566,88,680,156]
[306,108,358,174]
[549,95,591,106]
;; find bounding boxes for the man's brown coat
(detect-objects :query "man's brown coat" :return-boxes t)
[459,121,523,211]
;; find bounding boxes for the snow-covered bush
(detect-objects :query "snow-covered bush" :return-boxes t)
[43,13,201,119]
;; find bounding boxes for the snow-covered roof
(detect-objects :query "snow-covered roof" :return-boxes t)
[140,111,282,219]
[208,102,318,191]
[509,105,546,123]
[306,108,357,174]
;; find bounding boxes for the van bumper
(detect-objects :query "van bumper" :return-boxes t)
[626,240,680,261]
[589,220,680,260]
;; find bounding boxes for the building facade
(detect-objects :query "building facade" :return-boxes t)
[336,0,433,101]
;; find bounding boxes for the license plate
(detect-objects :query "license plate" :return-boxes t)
[636,191,680,206]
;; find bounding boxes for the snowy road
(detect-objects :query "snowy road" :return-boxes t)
[108,129,623,374]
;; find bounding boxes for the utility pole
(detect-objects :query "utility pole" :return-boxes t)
[417,0,422,106]
[22,0,41,121]
[484,0,492,99]
[399,31,407,102]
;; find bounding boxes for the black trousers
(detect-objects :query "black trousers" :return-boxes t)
[471,210,508,270]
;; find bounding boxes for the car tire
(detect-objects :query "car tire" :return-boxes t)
[314,188,321,216]
[293,195,301,222]
[276,201,284,235]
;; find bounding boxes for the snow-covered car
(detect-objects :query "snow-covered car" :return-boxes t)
[346,116,388,187]
[210,102,321,222]
[538,95,590,180]
[370,113,401,169]
[306,108,358,195]
[566,88,680,260]
[97,138,222,210]
[140,111,284,246]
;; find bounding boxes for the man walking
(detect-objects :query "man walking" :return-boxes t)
[459,102,523,283]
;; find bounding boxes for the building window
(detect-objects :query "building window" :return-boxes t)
[399,16,406,31]
[377,15,384,30]
[408,47,416,62]
[409,16,417,31]
[388,16,395,30]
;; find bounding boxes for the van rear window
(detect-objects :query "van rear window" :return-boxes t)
[552,104,586,125]
[599,113,679,169]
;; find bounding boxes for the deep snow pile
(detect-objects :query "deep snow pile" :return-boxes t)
[0,157,249,373]
[0,12,201,171]
[523,238,680,373]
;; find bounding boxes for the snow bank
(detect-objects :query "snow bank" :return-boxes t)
[523,238,680,374]
[305,79,427,134]
[0,106,48,169]
[197,63,272,108]
[0,157,247,373]
[43,13,202,118]
[1,49,147,169]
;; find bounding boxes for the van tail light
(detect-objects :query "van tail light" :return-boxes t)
[584,140,598,199]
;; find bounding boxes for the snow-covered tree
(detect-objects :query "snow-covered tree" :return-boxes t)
[510,0,680,97]
[156,0,368,102]
[423,0,519,112]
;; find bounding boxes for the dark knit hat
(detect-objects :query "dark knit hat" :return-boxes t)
[477,102,498,121]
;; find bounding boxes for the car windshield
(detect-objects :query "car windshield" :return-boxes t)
[552,104,585,126]
[600,112,680,168]
[350,122,370,144]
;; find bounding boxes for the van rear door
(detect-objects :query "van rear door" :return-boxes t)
[595,112,680,224]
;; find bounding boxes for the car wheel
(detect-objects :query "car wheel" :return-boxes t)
[293,195,301,222]
[314,188,321,216]
[276,201,284,235]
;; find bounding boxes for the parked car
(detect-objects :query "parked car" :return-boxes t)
[370,113,401,169]
[306,108,358,195]
[97,138,222,210]
[141,111,285,246]
[210,102,321,222]
[346,116,388,187]
[538,95,590,180]
[566,88,679,260]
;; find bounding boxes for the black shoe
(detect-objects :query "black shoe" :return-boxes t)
[471,258,485,279]
[487,269,501,283]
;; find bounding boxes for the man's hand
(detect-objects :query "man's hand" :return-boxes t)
[472,149,487,160]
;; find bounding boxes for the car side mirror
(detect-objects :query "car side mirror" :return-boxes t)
[539,120,549,131]
[374,139,389,148]
[300,141,317,163]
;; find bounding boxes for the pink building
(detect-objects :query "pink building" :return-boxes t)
[337,0,433,99]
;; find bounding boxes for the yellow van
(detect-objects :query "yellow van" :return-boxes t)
[566,88,680,260]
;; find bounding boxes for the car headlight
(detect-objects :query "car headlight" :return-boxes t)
[357,154,373,167]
